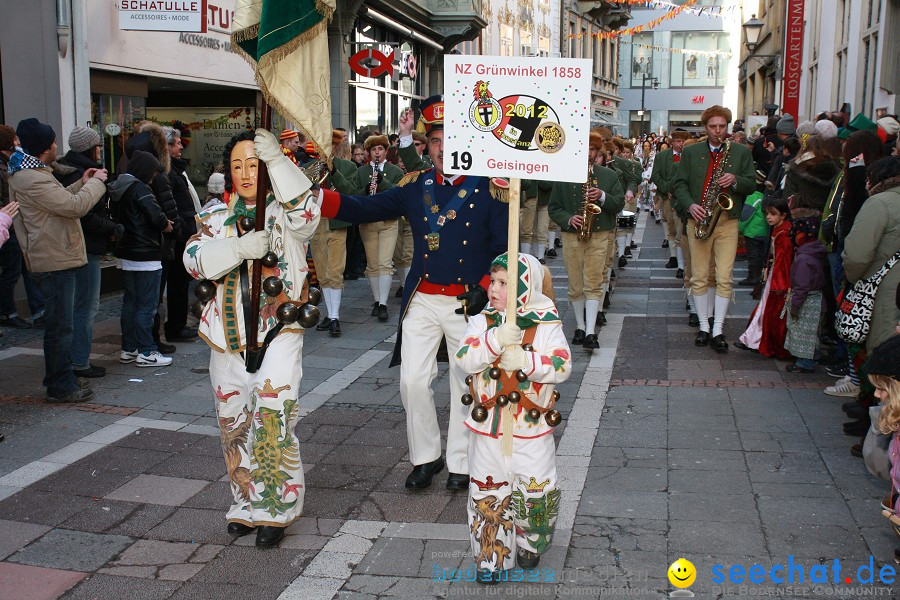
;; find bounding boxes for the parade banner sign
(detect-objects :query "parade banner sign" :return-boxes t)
[443,55,592,183]
[119,0,208,32]
[782,0,804,119]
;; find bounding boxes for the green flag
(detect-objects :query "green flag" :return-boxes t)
[232,0,335,159]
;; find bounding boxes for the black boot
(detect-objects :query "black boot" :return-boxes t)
[405,458,445,489]
[255,526,285,547]
[227,522,255,536]
[316,317,332,331]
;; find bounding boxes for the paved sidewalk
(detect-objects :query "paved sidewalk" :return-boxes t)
[0,212,894,600]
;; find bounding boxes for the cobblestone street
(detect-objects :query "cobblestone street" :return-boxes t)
[0,212,893,600]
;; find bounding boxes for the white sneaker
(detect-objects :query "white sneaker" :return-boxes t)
[119,349,139,363]
[824,376,860,398]
[136,351,173,367]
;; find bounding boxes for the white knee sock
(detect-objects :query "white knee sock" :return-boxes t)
[706,287,716,314]
[401,267,410,287]
[713,295,730,337]
[323,288,333,318]
[520,242,532,256]
[534,243,545,257]
[585,299,600,335]
[570,299,586,330]
[548,231,557,247]
[688,292,697,314]
[331,288,342,320]
[676,246,685,270]
[378,274,392,305]
[367,275,379,302]
[626,232,633,248]
[669,243,677,258]
[693,293,709,332]
[617,238,627,257]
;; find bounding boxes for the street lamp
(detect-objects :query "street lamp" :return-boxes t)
[742,15,764,52]
[640,73,659,137]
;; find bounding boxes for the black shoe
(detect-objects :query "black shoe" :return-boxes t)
[618,255,627,268]
[662,239,669,248]
[156,341,176,355]
[166,327,198,342]
[255,525,285,547]
[546,247,557,258]
[843,419,869,437]
[447,473,468,491]
[227,522,256,536]
[655,218,661,224]
[329,319,342,337]
[583,334,599,350]
[665,257,678,269]
[395,285,403,298]
[734,341,752,352]
[624,247,633,258]
[610,269,616,279]
[710,335,729,353]
[675,268,684,279]
[630,241,638,249]
[47,387,94,403]
[371,302,379,317]
[517,549,541,569]
[316,317,333,331]
[598,311,607,325]
[695,331,710,347]
[786,363,814,373]
[0,316,32,329]
[377,304,389,321]
[554,238,562,248]
[572,329,586,345]
[603,294,610,309]
[405,458,445,489]
[688,313,700,327]
[738,277,760,287]
[73,364,106,378]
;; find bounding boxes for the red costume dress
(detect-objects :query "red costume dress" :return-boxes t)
[739,220,793,358]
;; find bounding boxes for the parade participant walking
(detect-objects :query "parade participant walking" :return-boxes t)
[673,105,756,352]
[317,96,509,491]
[455,252,571,582]
[279,129,302,166]
[184,129,321,547]
[548,131,624,350]
[356,134,404,321]
[652,129,690,271]
[8,118,108,402]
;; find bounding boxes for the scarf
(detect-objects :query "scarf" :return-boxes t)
[223,194,276,226]
[7,149,45,176]
[482,252,560,329]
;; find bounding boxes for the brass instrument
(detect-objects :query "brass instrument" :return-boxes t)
[301,158,329,186]
[368,163,380,195]
[694,141,735,240]
[577,164,602,243]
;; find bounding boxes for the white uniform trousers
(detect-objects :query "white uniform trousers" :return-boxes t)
[209,333,305,527]
[467,432,559,572]
[400,292,470,473]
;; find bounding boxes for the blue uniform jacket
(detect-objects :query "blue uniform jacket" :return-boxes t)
[321,171,509,366]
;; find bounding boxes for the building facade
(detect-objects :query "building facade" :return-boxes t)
[738,0,786,122]
[620,1,742,137]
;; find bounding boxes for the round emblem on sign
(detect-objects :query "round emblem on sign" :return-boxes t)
[534,122,565,154]
[104,123,121,136]
[468,80,502,132]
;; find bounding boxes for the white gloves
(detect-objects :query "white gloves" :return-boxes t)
[499,345,529,372]
[235,230,270,260]
[254,129,312,205]
[494,322,523,348]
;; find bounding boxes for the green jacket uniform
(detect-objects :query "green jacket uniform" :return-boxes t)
[673,141,756,221]
[356,161,404,195]
[521,179,554,206]
[612,155,641,195]
[650,148,678,196]
[548,165,625,233]
[323,156,361,229]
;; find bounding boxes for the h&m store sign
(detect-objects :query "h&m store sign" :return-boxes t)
[119,0,234,34]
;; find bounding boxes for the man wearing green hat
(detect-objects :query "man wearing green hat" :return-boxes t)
[838,113,879,140]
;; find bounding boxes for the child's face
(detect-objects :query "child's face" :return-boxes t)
[874,384,888,403]
[489,268,508,312]
[765,208,786,227]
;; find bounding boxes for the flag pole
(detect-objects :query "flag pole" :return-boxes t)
[505,177,521,323]
[247,101,272,365]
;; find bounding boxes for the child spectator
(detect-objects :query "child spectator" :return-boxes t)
[784,218,827,372]
[737,195,793,358]
[0,201,17,247]
[455,253,571,583]
[738,190,768,286]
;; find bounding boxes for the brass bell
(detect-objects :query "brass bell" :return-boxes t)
[551,390,561,402]
[465,375,473,386]
[190,300,204,319]
[516,370,528,382]
[239,216,255,232]
[307,286,322,306]
[261,252,279,268]
[262,276,284,297]
[527,408,541,421]
[471,405,489,422]
[488,367,501,380]
[277,302,299,323]
[545,410,562,427]
[297,302,320,328]
[195,279,216,302]
[508,390,521,403]
[461,393,474,406]
[523,344,534,352]
[496,394,509,407]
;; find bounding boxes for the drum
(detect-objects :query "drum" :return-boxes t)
[617,210,636,229]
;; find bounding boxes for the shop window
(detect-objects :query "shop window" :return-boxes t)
[669,111,703,134]
[670,32,729,87]
[539,35,550,57]
[631,32,653,86]
[500,24,514,56]
[91,94,146,174]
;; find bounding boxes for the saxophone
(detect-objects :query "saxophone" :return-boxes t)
[694,141,735,240]
[577,164,602,243]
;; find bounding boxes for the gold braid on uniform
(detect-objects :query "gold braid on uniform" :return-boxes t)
[489,178,510,203]
[397,169,427,187]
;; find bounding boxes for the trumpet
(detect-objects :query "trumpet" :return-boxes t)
[577,164,602,243]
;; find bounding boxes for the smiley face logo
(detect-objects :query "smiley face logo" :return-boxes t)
[668,558,696,588]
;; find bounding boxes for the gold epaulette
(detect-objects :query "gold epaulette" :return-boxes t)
[489,178,510,203]
[397,169,429,187]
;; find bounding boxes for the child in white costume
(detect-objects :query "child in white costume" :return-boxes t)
[455,253,572,582]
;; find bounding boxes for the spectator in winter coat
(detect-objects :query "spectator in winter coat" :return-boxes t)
[55,126,122,378]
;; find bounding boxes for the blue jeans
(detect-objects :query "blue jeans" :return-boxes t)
[121,269,162,354]
[32,266,83,396]
[0,230,44,318]
[71,254,102,370]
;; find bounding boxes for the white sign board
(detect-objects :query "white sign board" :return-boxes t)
[119,0,208,32]
[443,55,592,183]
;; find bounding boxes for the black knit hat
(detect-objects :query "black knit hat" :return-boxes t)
[864,336,900,380]
[16,118,56,156]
